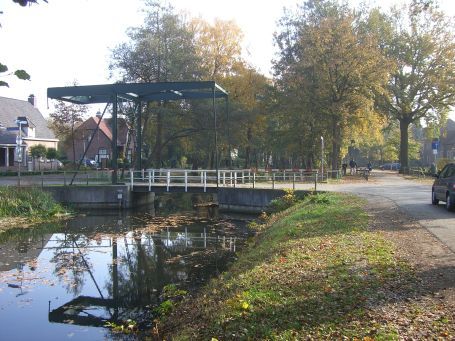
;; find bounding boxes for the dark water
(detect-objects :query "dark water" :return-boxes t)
[0,194,251,340]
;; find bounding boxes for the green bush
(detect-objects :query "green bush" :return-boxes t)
[0,187,65,218]
[268,189,298,213]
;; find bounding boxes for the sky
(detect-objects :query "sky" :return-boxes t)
[0,0,454,119]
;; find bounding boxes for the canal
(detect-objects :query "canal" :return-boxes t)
[0,194,252,340]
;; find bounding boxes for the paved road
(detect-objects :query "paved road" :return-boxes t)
[312,171,455,253]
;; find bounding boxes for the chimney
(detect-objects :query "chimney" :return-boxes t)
[28,94,36,107]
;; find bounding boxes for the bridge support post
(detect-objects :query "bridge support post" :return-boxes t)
[293,173,296,190]
[130,169,134,187]
[253,172,255,189]
[223,171,226,186]
[148,170,152,191]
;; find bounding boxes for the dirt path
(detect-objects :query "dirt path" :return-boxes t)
[360,192,455,336]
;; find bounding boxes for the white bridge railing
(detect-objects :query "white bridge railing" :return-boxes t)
[129,168,341,192]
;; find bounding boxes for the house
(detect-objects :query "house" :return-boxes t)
[422,119,455,165]
[0,95,58,170]
[67,114,134,166]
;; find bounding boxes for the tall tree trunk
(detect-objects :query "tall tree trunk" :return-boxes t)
[244,126,252,168]
[331,118,341,170]
[71,123,76,164]
[399,118,410,173]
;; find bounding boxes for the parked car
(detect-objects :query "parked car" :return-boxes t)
[379,163,401,170]
[432,163,455,211]
[45,159,64,169]
[84,159,98,169]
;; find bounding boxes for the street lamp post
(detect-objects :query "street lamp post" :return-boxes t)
[321,136,324,180]
[15,119,27,187]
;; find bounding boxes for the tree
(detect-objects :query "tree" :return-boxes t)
[274,0,389,169]
[110,1,202,167]
[0,0,45,86]
[0,62,30,87]
[46,147,58,169]
[374,2,455,171]
[30,144,46,171]
[49,100,87,164]
[191,18,243,81]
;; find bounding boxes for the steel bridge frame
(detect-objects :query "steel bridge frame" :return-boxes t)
[47,81,229,185]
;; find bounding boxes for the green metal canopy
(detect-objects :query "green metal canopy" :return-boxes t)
[47,81,228,104]
[47,81,229,185]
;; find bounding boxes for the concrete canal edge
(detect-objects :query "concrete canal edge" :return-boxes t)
[217,188,308,213]
[43,185,154,209]
[43,186,309,213]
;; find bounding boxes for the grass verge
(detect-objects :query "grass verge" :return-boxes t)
[0,187,68,230]
[160,193,420,340]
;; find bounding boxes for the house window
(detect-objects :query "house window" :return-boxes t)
[98,148,108,159]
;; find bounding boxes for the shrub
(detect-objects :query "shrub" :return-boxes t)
[0,187,65,218]
[268,189,297,213]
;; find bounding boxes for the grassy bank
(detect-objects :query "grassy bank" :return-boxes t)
[160,193,429,340]
[0,187,67,229]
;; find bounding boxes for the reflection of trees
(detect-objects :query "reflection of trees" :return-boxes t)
[106,231,168,310]
[104,228,237,315]
[50,234,92,296]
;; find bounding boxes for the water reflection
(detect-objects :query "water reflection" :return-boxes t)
[0,203,250,340]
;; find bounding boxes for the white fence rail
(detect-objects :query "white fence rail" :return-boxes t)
[129,168,341,192]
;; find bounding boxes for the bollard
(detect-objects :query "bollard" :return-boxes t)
[272,173,275,189]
